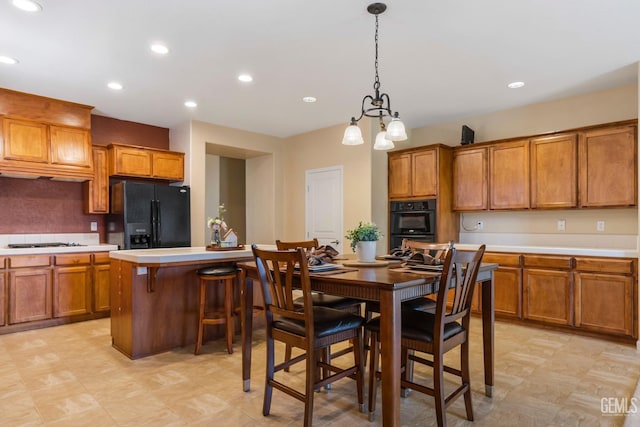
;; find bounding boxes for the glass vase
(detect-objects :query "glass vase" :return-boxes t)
[211,229,221,246]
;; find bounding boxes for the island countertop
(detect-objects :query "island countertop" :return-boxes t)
[109,245,276,265]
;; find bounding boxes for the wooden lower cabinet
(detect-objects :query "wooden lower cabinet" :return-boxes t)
[9,269,52,324]
[0,271,5,326]
[574,272,633,336]
[54,266,91,317]
[523,268,573,326]
[93,264,111,312]
[484,253,522,319]
[0,252,111,334]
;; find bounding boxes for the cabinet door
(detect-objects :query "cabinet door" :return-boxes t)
[412,149,437,197]
[54,266,91,317]
[493,266,523,319]
[2,118,49,163]
[489,140,530,209]
[579,125,637,207]
[8,269,52,324]
[111,145,152,177]
[152,151,184,181]
[93,264,111,312]
[530,134,577,208]
[574,272,634,337]
[84,146,109,213]
[453,147,487,210]
[50,125,92,168]
[523,268,573,325]
[388,153,411,199]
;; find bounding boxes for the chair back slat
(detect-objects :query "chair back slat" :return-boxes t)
[402,239,454,262]
[434,245,486,330]
[252,245,313,327]
[275,239,319,251]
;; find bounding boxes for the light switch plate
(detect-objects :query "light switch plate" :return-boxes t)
[557,220,566,231]
[597,220,605,232]
[90,221,98,231]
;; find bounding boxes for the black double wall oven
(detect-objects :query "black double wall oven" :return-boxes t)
[389,199,436,250]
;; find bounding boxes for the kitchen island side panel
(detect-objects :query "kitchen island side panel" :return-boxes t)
[110,258,249,359]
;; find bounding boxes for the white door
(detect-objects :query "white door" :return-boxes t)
[305,166,344,254]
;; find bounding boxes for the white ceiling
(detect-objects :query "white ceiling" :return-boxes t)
[1,0,639,138]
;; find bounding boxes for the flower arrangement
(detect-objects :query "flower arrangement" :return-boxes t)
[207,204,228,245]
[345,221,382,252]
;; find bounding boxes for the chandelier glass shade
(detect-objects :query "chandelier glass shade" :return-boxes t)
[342,3,407,150]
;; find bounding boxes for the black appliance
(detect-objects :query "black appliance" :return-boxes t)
[107,181,191,249]
[461,125,475,145]
[389,199,436,250]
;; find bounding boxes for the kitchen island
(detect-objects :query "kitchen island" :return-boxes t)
[109,246,265,359]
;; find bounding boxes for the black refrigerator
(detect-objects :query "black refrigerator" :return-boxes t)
[107,181,191,249]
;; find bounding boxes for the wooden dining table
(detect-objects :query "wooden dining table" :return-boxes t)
[238,260,498,427]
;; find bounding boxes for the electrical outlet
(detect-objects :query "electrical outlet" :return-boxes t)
[597,220,605,232]
[476,221,484,231]
[90,221,98,232]
[557,219,566,231]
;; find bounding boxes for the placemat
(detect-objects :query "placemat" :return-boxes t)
[342,260,390,267]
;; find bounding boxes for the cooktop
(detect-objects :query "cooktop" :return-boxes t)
[7,242,86,248]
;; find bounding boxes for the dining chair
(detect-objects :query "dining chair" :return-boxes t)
[251,245,365,426]
[366,244,486,426]
[364,240,454,340]
[275,238,363,375]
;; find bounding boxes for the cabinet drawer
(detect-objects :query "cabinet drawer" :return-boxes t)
[574,257,636,275]
[484,252,521,267]
[8,255,51,268]
[93,252,111,264]
[54,253,91,266]
[523,255,572,270]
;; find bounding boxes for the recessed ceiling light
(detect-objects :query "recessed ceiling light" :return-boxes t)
[302,96,317,103]
[184,100,197,108]
[238,74,253,83]
[0,56,19,65]
[508,81,525,89]
[12,0,42,12]
[150,43,169,55]
[107,82,123,90]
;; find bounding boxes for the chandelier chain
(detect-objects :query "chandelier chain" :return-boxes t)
[373,14,380,91]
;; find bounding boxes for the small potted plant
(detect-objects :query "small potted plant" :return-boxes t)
[346,221,382,262]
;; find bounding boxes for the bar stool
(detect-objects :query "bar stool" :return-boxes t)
[195,265,240,355]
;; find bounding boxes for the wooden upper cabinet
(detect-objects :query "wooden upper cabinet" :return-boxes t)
[489,140,530,210]
[84,146,109,214]
[151,151,185,181]
[388,148,437,199]
[49,125,92,168]
[0,90,94,180]
[388,152,412,199]
[530,133,577,209]
[109,144,153,177]
[453,147,487,211]
[108,143,184,181]
[579,125,637,207]
[412,149,437,198]
[2,118,49,163]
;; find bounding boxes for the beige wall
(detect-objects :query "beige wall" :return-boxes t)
[373,83,639,249]
[281,122,373,247]
[175,120,284,246]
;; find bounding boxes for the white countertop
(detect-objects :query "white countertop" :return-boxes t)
[109,245,277,264]
[455,243,638,258]
[0,244,118,256]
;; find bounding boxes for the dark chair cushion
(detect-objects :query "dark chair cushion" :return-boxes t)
[294,294,362,310]
[197,265,238,276]
[274,307,364,339]
[365,309,464,343]
[366,297,436,315]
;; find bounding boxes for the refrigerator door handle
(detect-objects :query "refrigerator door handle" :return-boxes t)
[156,200,161,247]
[151,200,159,247]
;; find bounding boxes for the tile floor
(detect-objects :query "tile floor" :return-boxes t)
[0,317,638,426]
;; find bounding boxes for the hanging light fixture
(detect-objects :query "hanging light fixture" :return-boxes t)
[342,2,407,149]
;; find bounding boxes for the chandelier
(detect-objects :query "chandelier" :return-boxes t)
[342,2,407,150]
